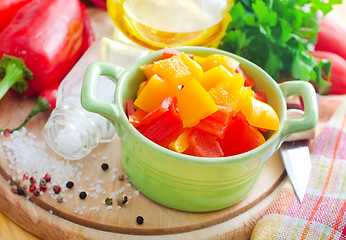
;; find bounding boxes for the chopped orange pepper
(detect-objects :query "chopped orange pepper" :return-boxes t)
[177,79,218,128]
[197,65,233,91]
[202,54,240,73]
[152,53,201,86]
[208,73,245,113]
[134,74,178,112]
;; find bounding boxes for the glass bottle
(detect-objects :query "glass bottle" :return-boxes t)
[44,37,149,160]
[107,0,232,49]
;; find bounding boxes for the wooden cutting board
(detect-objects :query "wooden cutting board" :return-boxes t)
[0,88,286,239]
[3,5,345,238]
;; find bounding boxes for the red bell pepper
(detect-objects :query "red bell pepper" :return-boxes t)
[310,51,346,95]
[0,0,84,98]
[315,15,346,61]
[188,129,224,158]
[219,112,265,156]
[87,0,107,10]
[194,105,233,139]
[0,0,32,32]
[136,97,184,147]
[80,2,96,56]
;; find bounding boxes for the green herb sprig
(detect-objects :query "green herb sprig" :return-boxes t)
[218,0,341,94]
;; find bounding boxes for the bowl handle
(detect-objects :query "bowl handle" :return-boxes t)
[81,62,124,124]
[279,81,318,139]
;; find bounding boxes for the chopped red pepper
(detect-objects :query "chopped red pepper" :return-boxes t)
[126,100,136,117]
[194,106,233,139]
[235,66,255,88]
[162,48,194,60]
[137,97,183,147]
[127,99,147,128]
[129,109,147,128]
[219,113,265,156]
[187,129,224,158]
[254,89,267,103]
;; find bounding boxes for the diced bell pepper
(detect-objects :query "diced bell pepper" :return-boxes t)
[241,96,280,130]
[194,105,233,139]
[162,48,194,60]
[176,79,218,128]
[197,65,233,91]
[208,73,245,113]
[188,129,224,158]
[202,54,240,74]
[235,66,255,87]
[134,74,178,112]
[219,113,265,156]
[137,97,183,147]
[168,129,191,153]
[152,53,202,86]
[140,64,155,79]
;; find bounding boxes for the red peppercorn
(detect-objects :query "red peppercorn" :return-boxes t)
[11,188,17,194]
[29,184,36,192]
[53,185,61,194]
[23,174,29,181]
[43,174,51,182]
[40,185,47,192]
[30,176,36,184]
[4,128,10,136]
[33,190,40,196]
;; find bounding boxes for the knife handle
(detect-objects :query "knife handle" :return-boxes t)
[279,81,318,139]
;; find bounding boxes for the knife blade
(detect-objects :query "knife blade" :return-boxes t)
[280,109,316,203]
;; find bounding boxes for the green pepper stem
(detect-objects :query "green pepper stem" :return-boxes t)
[0,64,24,99]
[0,54,33,100]
[0,97,51,133]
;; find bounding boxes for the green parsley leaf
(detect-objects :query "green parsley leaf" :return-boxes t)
[218,0,341,94]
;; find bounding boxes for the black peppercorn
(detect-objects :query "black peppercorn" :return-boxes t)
[79,191,87,199]
[17,188,25,196]
[136,216,144,225]
[66,181,74,189]
[101,163,109,171]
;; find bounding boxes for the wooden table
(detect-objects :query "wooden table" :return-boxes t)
[0,2,345,240]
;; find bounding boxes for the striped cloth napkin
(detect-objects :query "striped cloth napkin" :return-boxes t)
[251,98,346,240]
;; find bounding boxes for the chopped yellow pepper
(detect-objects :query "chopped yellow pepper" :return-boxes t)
[168,129,191,153]
[197,65,233,91]
[134,74,178,112]
[180,53,203,77]
[208,73,245,113]
[241,97,280,130]
[193,56,206,69]
[140,63,155,79]
[152,53,201,86]
[177,79,218,127]
[202,54,240,73]
[136,81,147,97]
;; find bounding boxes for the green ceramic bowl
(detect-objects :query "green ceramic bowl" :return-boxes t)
[81,47,318,212]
